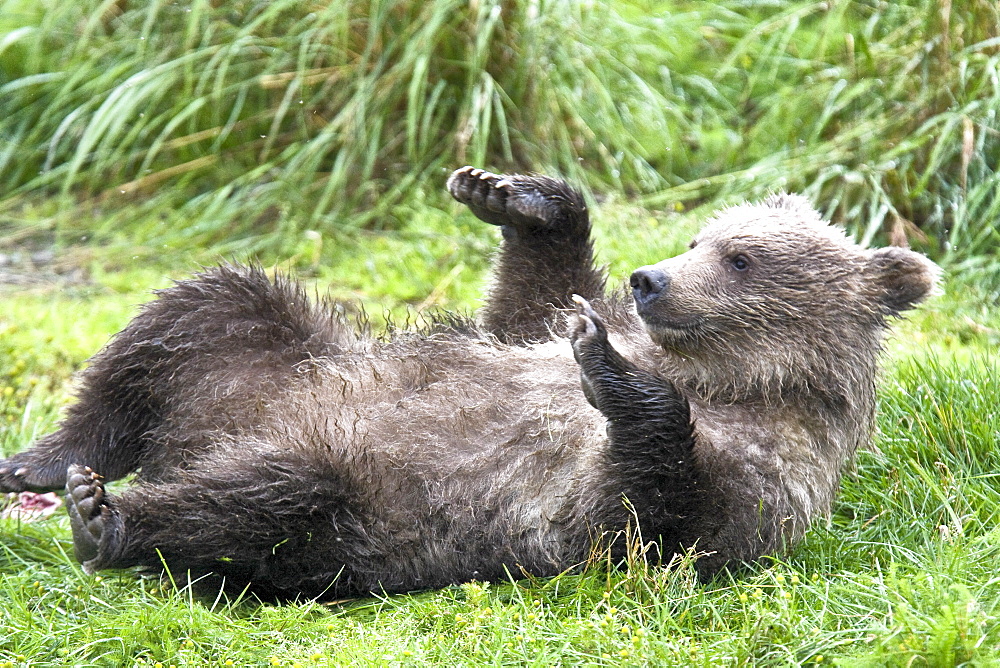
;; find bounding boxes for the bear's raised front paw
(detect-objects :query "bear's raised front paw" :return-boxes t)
[447,166,564,231]
[447,166,512,222]
[570,295,608,354]
[66,465,119,574]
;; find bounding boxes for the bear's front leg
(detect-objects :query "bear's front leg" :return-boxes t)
[569,296,701,538]
[448,167,605,343]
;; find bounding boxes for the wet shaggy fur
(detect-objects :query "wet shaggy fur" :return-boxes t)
[0,167,938,599]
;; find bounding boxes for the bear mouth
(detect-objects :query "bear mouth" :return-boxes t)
[635,310,704,338]
[633,298,703,332]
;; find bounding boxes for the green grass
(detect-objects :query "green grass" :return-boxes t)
[1,198,999,666]
[1,0,999,280]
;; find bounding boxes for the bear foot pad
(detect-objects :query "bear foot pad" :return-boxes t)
[447,166,562,231]
[66,465,120,573]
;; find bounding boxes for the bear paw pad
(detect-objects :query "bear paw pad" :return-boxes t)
[66,465,117,573]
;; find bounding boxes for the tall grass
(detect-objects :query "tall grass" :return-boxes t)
[1,0,999,275]
[0,0,698,247]
[688,0,1000,275]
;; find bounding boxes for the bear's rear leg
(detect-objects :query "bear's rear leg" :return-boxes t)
[0,459,53,493]
[63,444,375,598]
[1,265,356,493]
[448,167,605,343]
[66,465,123,574]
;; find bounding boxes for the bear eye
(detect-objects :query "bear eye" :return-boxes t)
[729,254,750,272]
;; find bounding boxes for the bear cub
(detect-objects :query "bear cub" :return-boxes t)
[0,168,938,599]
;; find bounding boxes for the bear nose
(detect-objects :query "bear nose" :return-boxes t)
[630,266,670,307]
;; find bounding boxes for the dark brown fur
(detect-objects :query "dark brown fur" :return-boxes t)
[1,168,938,599]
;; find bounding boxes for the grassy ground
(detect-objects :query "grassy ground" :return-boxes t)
[1,196,999,667]
[2,0,999,278]
[2,0,1000,664]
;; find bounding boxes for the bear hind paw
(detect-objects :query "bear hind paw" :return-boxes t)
[66,465,121,574]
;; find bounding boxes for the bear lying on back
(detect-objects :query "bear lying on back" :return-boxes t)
[0,168,938,599]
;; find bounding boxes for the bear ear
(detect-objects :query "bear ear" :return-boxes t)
[866,246,941,316]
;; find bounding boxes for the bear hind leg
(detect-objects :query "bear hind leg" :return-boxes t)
[0,265,357,492]
[66,444,373,599]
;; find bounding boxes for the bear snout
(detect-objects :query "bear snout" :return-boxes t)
[630,266,670,309]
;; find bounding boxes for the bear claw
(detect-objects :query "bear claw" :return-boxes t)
[570,295,606,347]
[0,462,27,493]
[0,454,71,493]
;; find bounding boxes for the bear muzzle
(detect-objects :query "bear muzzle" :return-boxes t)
[630,265,670,312]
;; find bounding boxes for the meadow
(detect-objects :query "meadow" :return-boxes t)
[2,0,1000,665]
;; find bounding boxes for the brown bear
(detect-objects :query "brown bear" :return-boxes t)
[0,167,938,599]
